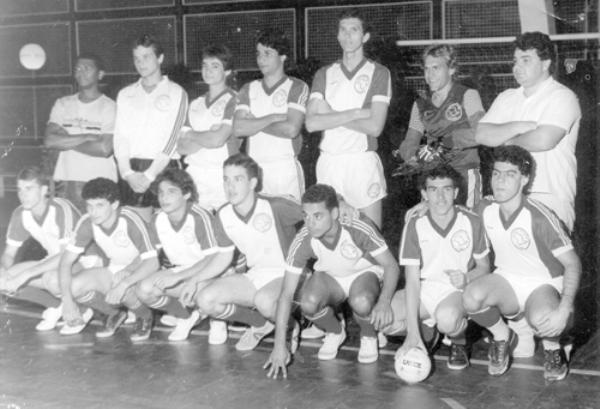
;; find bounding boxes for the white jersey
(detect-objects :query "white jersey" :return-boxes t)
[399,206,489,285]
[286,215,387,278]
[480,77,580,230]
[6,198,80,256]
[310,59,391,154]
[48,93,117,182]
[481,198,572,280]
[235,76,308,162]
[152,204,233,269]
[68,207,157,266]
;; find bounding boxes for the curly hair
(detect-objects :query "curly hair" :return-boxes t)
[418,164,462,191]
[514,31,556,74]
[82,178,120,203]
[202,44,233,72]
[492,145,536,193]
[256,28,291,61]
[302,184,339,211]
[153,168,199,204]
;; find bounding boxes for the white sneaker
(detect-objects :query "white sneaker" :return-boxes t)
[235,321,275,351]
[124,310,136,325]
[60,308,93,335]
[160,314,177,327]
[168,310,203,342]
[36,304,63,331]
[510,318,536,358]
[208,319,228,345]
[301,323,325,339]
[358,336,379,364]
[318,328,347,360]
[377,332,388,348]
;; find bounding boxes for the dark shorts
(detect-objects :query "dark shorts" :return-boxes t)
[118,158,181,208]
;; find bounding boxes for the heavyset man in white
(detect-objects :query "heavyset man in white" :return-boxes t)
[306,9,391,228]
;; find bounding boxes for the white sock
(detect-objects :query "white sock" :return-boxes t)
[488,319,510,342]
[542,339,560,351]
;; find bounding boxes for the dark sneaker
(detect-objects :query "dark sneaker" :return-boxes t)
[488,329,518,376]
[543,348,569,381]
[447,343,469,370]
[96,310,127,338]
[423,326,441,355]
[130,317,154,342]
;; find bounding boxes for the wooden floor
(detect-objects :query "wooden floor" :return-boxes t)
[1,301,599,409]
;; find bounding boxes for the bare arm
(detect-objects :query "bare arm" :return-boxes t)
[188,250,234,284]
[177,124,233,155]
[504,125,566,152]
[475,121,537,147]
[232,110,287,138]
[466,254,490,284]
[0,245,18,271]
[340,101,389,137]
[400,265,425,353]
[398,128,423,161]
[45,123,114,158]
[305,98,369,132]
[262,109,305,139]
[557,249,581,314]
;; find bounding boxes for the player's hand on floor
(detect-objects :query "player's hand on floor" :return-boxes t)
[263,346,291,380]
[396,333,425,359]
[370,300,393,331]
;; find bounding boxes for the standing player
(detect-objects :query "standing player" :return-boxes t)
[58,178,159,341]
[463,146,580,381]
[398,44,485,207]
[195,153,303,351]
[114,34,188,221]
[44,54,117,212]
[135,169,234,342]
[178,44,239,211]
[388,165,489,371]
[0,167,84,331]
[305,9,391,228]
[232,29,308,200]
[265,184,400,378]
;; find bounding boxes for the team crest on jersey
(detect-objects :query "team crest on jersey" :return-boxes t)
[182,226,196,245]
[340,240,361,260]
[511,228,531,250]
[252,213,273,232]
[354,75,370,94]
[155,95,172,111]
[367,183,382,198]
[272,89,288,107]
[444,103,463,122]
[113,231,131,248]
[211,100,226,117]
[450,230,471,252]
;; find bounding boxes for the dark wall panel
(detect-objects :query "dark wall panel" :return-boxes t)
[444,0,520,38]
[0,0,68,16]
[75,0,173,12]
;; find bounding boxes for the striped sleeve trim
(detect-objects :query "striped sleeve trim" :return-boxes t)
[53,198,78,240]
[372,95,391,104]
[121,208,156,252]
[234,104,250,112]
[399,257,420,266]
[351,218,388,253]
[6,238,23,248]
[66,243,85,255]
[162,89,189,156]
[191,204,219,249]
[473,248,490,259]
[309,92,324,100]
[288,102,306,113]
[528,199,571,245]
[284,227,310,270]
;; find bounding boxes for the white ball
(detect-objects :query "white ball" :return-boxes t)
[19,43,46,71]
[395,347,432,384]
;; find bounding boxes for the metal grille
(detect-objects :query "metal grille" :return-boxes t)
[75,0,173,12]
[76,17,177,75]
[184,9,296,72]
[443,0,520,38]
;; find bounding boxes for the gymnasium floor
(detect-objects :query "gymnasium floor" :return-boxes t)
[1,299,599,409]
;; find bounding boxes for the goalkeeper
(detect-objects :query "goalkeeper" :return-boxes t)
[397,44,485,207]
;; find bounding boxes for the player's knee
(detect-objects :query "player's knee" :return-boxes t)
[136,279,156,301]
[462,285,485,313]
[348,293,376,317]
[526,307,553,332]
[299,292,322,316]
[195,288,218,313]
[435,308,464,335]
[254,293,277,319]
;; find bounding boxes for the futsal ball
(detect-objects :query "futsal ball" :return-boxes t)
[395,347,432,384]
[19,43,46,71]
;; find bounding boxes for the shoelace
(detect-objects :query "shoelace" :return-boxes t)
[545,350,563,370]
[491,339,508,364]
[450,344,463,360]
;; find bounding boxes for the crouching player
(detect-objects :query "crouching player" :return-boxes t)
[463,146,580,381]
[135,169,234,342]
[385,165,489,370]
[0,166,91,331]
[265,184,399,378]
[58,178,159,340]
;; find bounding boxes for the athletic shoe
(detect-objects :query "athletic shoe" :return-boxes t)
[168,310,203,342]
[543,348,569,381]
[160,314,177,327]
[35,303,63,331]
[423,325,441,355]
[289,320,301,354]
[301,323,325,339]
[509,318,536,358]
[377,332,388,348]
[208,319,228,345]
[318,328,347,361]
[130,316,154,342]
[235,321,275,351]
[357,336,378,364]
[447,343,469,370]
[488,329,518,376]
[124,310,136,325]
[60,308,93,335]
[96,310,128,338]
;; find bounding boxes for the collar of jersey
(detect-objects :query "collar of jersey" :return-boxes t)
[318,221,343,250]
[261,76,288,96]
[426,207,458,238]
[232,195,259,224]
[30,200,51,226]
[165,204,192,232]
[499,199,525,230]
[339,58,368,81]
[135,75,168,94]
[205,88,231,108]
[97,208,122,235]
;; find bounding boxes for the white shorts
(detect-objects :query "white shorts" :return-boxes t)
[331,266,383,298]
[495,268,564,312]
[245,267,285,291]
[316,151,386,209]
[420,280,461,327]
[257,158,305,201]
[186,164,226,211]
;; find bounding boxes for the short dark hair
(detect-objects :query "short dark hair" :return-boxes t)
[422,44,457,71]
[302,184,339,211]
[256,28,291,60]
[223,153,262,192]
[338,8,371,35]
[82,178,120,203]
[419,164,462,191]
[514,31,556,74]
[153,168,198,204]
[76,53,104,72]
[17,166,49,187]
[492,146,535,193]
[202,44,233,72]
[133,34,164,58]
